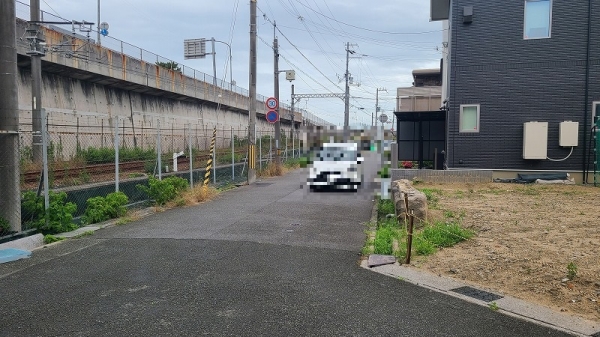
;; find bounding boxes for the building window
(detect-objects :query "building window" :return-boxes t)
[524,0,552,39]
[459,104,480,133]
[593,101,600,126]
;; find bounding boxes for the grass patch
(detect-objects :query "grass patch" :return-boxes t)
[182,185,220,205]
[377,198,395,221]
[43,234,65,244]
[259,158,301,178]
[73,230,95,239]
[517,186,540,196]
[417,188,442,208]
[371,199,474,260]
[374,218,399,255]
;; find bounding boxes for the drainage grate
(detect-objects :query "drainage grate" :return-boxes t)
[450,286,503,302]
[254,182,273,187]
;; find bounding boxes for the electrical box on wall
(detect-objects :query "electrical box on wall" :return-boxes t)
[523,122,548,159]
[559,121,579,147]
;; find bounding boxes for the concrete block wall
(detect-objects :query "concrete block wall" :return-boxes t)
[391,169,493,183]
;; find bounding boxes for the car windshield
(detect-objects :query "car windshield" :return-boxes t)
[316,147,357,162]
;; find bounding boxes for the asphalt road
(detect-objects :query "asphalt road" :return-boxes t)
[0,170,571,336]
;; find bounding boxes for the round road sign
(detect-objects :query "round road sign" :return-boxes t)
[266,110,279,123]
[378,113,388,123]
[265,97,278,110]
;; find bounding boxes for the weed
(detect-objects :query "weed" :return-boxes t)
[418,188,441,208]
[377,198,395,221]
[567,262,578,280]
[73,230,94,239]
[22,191,77,234]
[82,192,129,225]
[115,217,132,226]
[420,221,474,248]
[137,176,189,205]
[184,185,219,204]
[489,302,499,311]
[174,198,186,207]
[398,276,405,281]
[373,219,399,255]
[259,162,284,177]
[43,234,65,244]
[444,210,456,219]
[518,186,539,196]
[0,217,11,236]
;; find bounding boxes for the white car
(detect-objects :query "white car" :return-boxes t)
[308,143,363,191]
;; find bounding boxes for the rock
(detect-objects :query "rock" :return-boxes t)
[391,179,428,228]
[367,254,396,268]
[561,278,569,283]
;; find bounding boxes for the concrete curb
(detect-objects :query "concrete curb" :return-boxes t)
[362,261,599,336]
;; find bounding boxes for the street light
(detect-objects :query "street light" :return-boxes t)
[211,38,234,88]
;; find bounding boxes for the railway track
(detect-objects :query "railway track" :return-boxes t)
[21,151,251,184]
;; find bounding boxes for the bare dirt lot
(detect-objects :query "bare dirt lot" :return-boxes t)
[409,182,600,322]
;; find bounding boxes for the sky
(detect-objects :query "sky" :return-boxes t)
[18,0,443,128]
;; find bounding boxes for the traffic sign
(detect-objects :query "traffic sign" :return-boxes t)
[266,110,279,123]
[265,97,278,110]
[378,113,388,123]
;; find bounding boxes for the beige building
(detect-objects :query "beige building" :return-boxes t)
[396,69,442,112]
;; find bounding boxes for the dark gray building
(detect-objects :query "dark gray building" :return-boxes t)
[441,0,599,178]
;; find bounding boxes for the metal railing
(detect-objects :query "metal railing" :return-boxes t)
[14,1,331,126]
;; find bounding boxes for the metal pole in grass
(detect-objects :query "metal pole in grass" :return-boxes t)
[213,128,216,185]
[231,126,234,181]
[259,132,262,171]
[114,116,120,192]
[189,123,193,188]
[406,210,414,264]
[269,132,272,163]
[41,109,49,221]
[157,119,162,180]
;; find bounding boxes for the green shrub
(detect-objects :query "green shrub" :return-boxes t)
[83,192,129,224]
[0,217,11,236]
[22,191,77,234]
[137,176,189,205]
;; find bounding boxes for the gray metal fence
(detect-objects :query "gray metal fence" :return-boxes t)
[14,110,302,234]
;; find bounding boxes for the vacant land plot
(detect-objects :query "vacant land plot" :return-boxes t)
[407,182,600,322]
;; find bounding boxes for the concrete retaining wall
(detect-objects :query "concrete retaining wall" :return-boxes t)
[391,169,493,183]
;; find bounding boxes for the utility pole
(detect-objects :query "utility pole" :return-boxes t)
[97,0,101,45]
[291,84,295,131]
[0,0,22,232]
[273,22,281,166]
[375,88,387,127]
[344,42,353,130]
[30,0,44,163]
[248,0,257,184]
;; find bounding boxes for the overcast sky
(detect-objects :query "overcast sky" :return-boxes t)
[20,0,442,128]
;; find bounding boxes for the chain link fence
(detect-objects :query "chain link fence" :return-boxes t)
[9,110,304,237]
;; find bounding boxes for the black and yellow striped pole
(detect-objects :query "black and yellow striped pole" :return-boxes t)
[204,127,217,186]
[249,143,256,171]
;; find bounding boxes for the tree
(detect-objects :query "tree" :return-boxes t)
[156,61,181,72]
